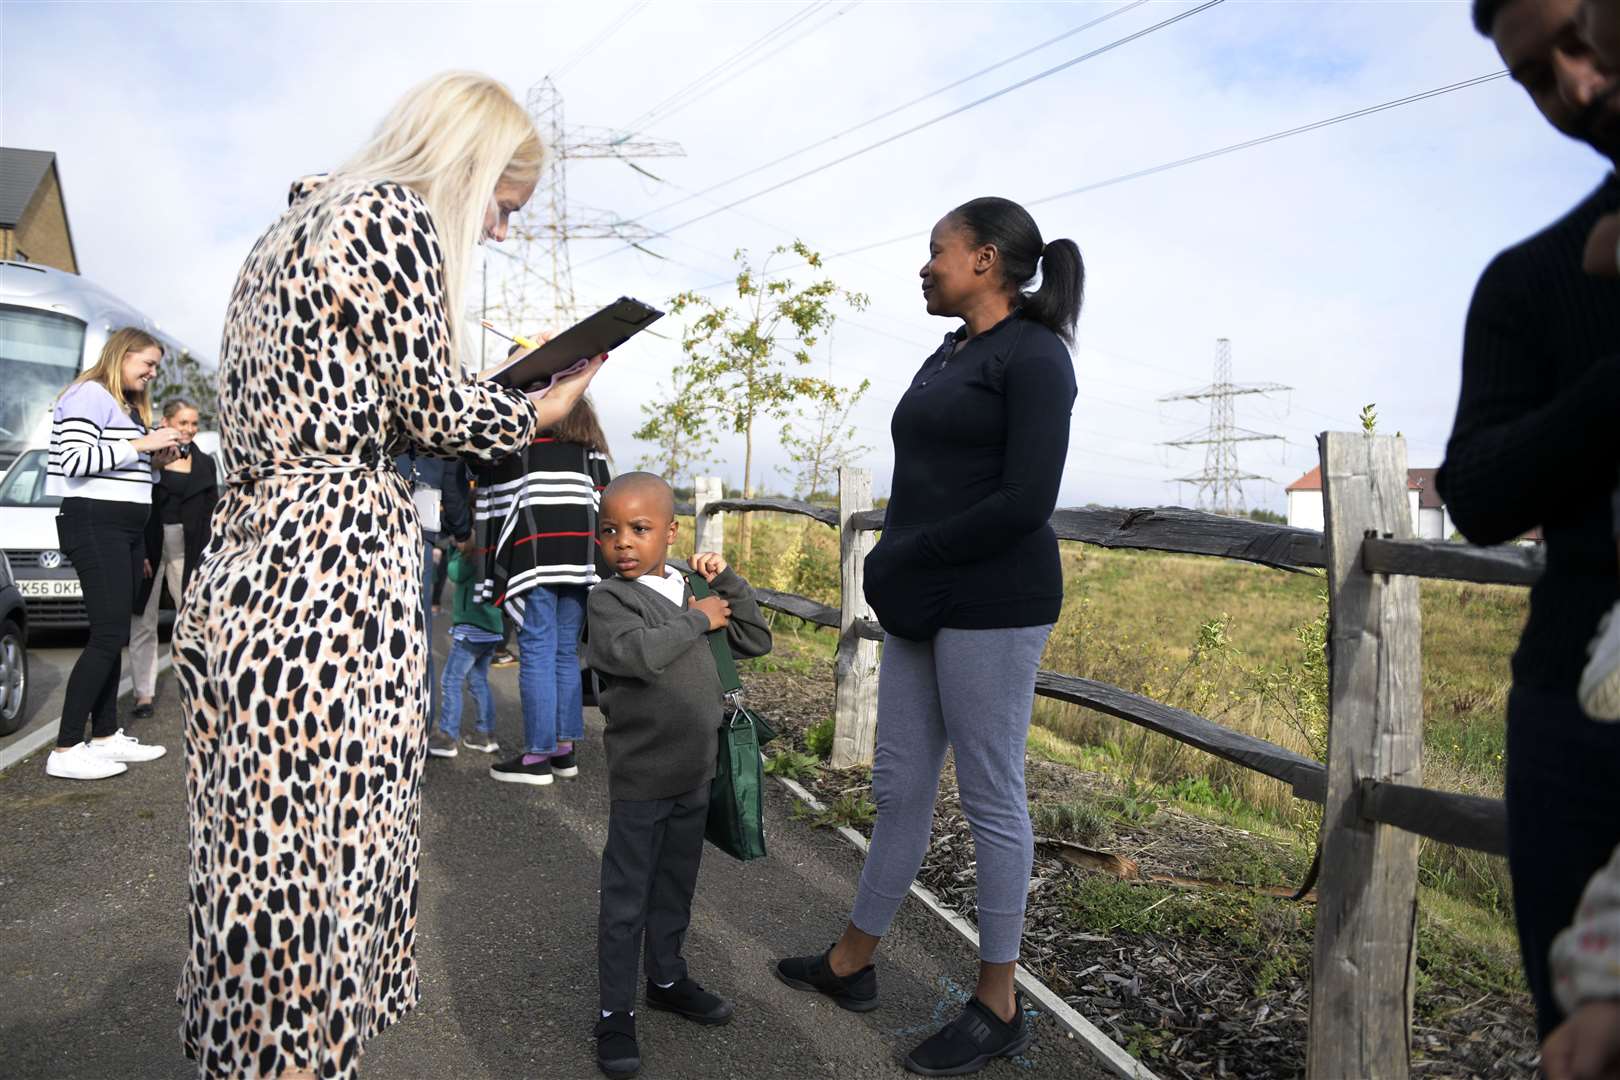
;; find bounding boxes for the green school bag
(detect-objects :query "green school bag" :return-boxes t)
[685,570,776,862]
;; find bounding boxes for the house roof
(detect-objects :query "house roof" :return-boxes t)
[1285,464,1429,496]
[0,148,56,228]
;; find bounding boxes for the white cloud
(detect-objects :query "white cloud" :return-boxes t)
[4,0,1609,509]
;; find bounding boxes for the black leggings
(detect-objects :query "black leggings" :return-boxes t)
[55,497,148,747]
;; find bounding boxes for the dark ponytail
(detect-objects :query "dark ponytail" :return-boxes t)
[948,196,1085,344]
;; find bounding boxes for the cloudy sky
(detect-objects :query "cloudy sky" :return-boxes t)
[3,0,1611,509]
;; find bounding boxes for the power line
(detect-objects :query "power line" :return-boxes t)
[618,2,837,134]
[626,2,865,134]
[577,0,1224,271]
[621,0,1148,224]
[550,0,650,82]
[825,70,1509,263]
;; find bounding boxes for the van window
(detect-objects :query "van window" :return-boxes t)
[0,305,87,461]
[0,449,58,507]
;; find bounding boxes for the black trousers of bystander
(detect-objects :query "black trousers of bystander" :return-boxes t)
[1505,681,1620,1035]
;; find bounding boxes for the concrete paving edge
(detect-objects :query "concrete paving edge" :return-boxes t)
[0,654,173,775]
[772,772,1161,1080]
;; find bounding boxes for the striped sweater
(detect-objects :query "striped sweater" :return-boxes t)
[474,436,612,628]
[45,381,154,503]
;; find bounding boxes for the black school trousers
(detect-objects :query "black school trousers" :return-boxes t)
[598,781,710,1013]
[1505,681,1620,1036]
[55,497,148,747]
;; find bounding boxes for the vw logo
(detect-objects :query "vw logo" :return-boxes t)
[38,550,63,569]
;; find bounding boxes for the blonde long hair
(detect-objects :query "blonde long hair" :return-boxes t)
[333,72,544,367]
[61,327,160,426]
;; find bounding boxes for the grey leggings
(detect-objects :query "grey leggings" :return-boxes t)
[851,624,1052,963]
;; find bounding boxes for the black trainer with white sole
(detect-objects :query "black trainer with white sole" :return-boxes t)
[489,755,553,786]
[550,750,579,778]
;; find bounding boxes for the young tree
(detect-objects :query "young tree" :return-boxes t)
[780,374,872,503]
[151,348,218,427]
[634,365,717,487]
[666,242,867,564]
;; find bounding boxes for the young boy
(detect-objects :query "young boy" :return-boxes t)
[586,472,771,1079]
[427,537,503,758]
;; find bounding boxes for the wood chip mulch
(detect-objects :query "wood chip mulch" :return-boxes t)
[741,655,1539,1080]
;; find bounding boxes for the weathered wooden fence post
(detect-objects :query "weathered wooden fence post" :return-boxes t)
[831,467,879,769]
[693,476,724,555]
[1308,432,1424,1080]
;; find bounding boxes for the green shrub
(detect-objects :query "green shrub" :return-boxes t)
[763,749,819,782]
[805,715,835,760]
[1033,800,1113,847]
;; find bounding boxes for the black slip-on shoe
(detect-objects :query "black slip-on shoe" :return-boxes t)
[550,750,580,778]
[131,702,155,721]
[774,946,879,1012]
[594,1011,640,1078]
[645,977,734,1025]
[489,754,553,786]
[904,992,1031,1076]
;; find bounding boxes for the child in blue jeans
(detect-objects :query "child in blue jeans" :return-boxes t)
[427,539,503,758]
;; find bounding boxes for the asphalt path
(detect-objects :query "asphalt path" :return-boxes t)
[0,626,1109,1080]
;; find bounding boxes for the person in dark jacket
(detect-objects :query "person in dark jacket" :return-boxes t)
[130,397,218,719]
[775,197,1083,1077]
[1440,0,1620,1042]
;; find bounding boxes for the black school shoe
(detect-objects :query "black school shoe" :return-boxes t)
[774,946,879,1011]
[594,1011,640,1078]
[904,992,1030,1077]
[645,977,734,1024]
[131,702,155,721]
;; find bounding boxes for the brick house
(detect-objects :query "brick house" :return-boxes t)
[0,148,78,273]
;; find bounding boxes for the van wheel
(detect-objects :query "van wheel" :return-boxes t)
[0,619,27,736]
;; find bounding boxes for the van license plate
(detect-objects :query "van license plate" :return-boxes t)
[19,578,82,598]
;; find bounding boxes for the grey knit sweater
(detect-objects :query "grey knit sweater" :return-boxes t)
[586,562,772,801]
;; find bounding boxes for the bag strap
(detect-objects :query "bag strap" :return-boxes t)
[684,569,743,698]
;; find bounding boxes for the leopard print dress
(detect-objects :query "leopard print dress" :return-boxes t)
[173,176,536,1079]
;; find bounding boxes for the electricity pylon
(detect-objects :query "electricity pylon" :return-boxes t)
[483,77,684,354]
[1159,338,1289,516]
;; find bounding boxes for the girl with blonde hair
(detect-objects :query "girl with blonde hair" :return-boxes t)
[173,72,605,1079]
[44,327,181,781]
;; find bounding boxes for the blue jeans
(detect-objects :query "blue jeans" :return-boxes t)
[437,635,498,739]
[517,584,587,754]
[421,535,438,716]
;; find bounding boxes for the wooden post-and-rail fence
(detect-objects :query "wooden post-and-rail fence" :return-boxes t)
[687,440,1536,1080]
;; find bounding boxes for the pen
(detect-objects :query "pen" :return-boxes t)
[481,320,540,350]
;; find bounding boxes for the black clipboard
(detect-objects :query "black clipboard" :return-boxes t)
[487,297,664,391]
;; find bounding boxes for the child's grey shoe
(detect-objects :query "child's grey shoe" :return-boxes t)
[461,732,499,754]
[645,978,734,1025]
[427,730,458,758]
[594,1011,640,1078]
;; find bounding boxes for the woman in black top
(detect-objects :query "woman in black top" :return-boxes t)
[777,197,1083,1076]
[129,397,218,718]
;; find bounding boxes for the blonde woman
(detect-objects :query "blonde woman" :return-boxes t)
[45,328,181,781]
[172,72,605,1079]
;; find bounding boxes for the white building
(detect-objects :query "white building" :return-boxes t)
[1284,465,1453,540]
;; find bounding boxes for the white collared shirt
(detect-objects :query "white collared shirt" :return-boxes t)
[635,564,687,607]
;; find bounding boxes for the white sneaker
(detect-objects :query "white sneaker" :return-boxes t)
[87,728,168,763]
[45,742,129,780]
[1580,602,1620,721]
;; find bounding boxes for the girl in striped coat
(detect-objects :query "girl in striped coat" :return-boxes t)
[478,396,612,785]
[44,328,182,780]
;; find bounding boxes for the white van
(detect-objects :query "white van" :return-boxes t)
[0,261,213,629]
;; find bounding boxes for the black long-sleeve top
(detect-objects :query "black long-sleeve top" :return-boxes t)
[1436,173,1620,692]
[865,310,1077,641]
